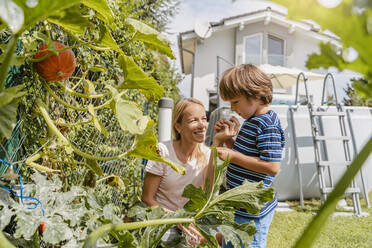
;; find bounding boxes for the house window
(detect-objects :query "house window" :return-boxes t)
[268,35,284,66]
[244,34,262,65]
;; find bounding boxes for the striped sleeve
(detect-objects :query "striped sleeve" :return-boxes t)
[257,126,283,161]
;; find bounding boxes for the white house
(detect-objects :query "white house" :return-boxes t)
[177,7,341,112]
[176,7,372,209]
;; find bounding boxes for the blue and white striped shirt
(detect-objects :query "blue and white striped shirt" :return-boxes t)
[226,110,285,218]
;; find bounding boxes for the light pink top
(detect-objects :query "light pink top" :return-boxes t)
[145,140,211,211]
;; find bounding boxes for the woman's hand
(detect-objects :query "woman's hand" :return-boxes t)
[216,147,236,161]
[177,223,206,245]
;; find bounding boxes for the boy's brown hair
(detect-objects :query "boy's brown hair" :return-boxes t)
[219,64,273,104]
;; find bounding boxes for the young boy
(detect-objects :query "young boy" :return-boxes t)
[213,64,285,248]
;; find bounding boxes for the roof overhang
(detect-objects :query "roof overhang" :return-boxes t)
[178,7,340,74]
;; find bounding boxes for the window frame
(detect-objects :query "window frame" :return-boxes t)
[267,33,286,66]
[242,33,263,65]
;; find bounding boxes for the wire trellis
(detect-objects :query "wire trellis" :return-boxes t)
[0,30,147,213]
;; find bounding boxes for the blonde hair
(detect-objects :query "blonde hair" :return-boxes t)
[219,64,273,104]
[172,98,207,168]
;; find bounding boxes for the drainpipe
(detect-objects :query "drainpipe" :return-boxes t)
[158,97,174,142]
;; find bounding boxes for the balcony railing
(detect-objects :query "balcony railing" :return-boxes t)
[238,54,288,67]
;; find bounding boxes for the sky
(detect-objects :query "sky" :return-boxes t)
[165,0,356,100]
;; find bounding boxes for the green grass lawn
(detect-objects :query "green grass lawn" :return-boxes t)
[267,191,372,248]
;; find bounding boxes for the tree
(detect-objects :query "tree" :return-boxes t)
[343,80,372,107]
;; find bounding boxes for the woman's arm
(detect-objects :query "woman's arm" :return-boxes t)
[141,172,162,208]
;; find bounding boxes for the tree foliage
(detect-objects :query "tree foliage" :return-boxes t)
[343,81,372,107]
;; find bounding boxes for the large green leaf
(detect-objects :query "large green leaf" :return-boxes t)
[0,85,26,141]
[127,18,175,59]
[118,54,163,101]
[47,6,92,35]
[196,215,256,248]
[0,232,15,248]
[306,42,370,77]
[14,212,39,240]
[115,98,150,135]
[96,24,122,53]
[11,0,82,34]
[182,184,208,212]
[126,120,186,175]
[82,0,114,28]
[42,216,74,244]
[210,181,273,214]
[0,84,25,107]
[0,35,19,92]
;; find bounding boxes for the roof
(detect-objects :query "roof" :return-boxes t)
[178,7,340,73]
[179,7,338,39]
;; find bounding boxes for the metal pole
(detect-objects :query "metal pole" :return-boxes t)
[289,106,304,208]
[181,48,195,98]
[346,109,370,208]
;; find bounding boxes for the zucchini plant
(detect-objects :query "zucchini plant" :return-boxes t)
[83,148,274,248]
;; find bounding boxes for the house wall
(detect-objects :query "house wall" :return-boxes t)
[193,28,235,111]
[191,21,331,107]
[235,21,294,66]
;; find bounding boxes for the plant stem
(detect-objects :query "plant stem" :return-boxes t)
[295,136,372,248]
[83,218,194,248]
[37,100,129,161]
[54,118,93,127]
[53,81,111,99]
[0,34,19,92]
[25,152,60,173]
[43,82,112,111]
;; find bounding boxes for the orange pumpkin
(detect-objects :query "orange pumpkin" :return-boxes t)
[34,42,76,81]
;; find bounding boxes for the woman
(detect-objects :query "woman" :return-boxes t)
[142,98,211,246]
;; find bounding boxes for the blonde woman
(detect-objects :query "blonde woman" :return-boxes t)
[142,98,211,246]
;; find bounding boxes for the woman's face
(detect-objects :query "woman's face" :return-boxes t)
[175,103,208,143]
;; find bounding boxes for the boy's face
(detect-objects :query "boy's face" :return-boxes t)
[228,95,261,120]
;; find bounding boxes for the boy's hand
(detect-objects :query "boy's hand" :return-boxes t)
[214,117,240,136]
[216,147,236,161]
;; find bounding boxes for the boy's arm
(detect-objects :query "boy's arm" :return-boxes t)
[216,142,282,175]
[226,123,283,175]
[229,150,280,175]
